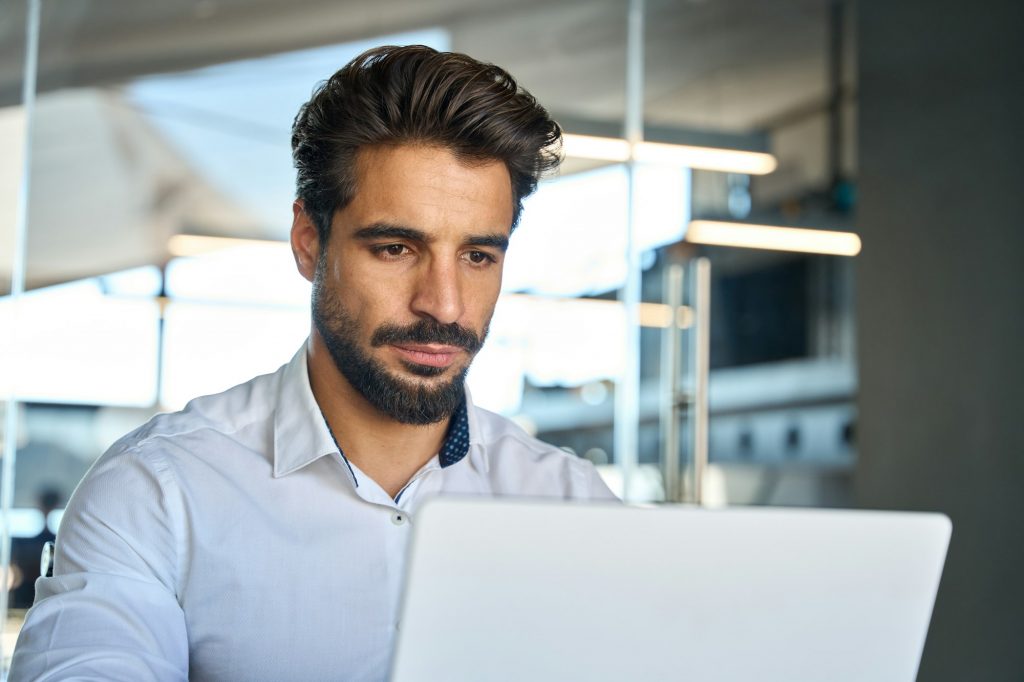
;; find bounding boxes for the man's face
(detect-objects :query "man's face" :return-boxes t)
[309,144,513,424]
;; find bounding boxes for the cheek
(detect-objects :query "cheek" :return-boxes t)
[465,274,502,327]
[342,271,416,328]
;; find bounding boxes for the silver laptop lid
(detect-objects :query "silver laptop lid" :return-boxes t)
[390,498,950,682]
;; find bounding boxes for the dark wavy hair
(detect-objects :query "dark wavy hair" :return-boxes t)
[291,44,562,243]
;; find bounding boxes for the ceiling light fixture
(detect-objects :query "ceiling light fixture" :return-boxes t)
[561,134,778,175]
[686,220,862,256]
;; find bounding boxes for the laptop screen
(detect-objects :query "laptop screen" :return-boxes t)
[390,499,950,682]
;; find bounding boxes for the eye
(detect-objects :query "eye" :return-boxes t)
[373,243,411,260]
[465,250,497,266]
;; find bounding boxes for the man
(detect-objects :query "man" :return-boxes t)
[10,45,616,681]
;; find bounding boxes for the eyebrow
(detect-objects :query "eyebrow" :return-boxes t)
[352,223,426,243]
[353,222,509,252]
[466,234,510,252]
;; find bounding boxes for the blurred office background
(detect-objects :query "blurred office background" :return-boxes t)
[0,0,1021,679]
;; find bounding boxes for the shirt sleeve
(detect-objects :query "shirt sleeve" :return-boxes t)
[9,441,189,681]
[563,455,620,502]
[589,462,618,499]
[583,461,621,501]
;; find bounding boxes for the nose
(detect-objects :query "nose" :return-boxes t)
[410,256,465,325]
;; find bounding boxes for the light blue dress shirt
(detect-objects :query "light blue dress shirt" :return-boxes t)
[9,346,616,681]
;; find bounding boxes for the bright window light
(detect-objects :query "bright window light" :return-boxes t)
[165,243,310,305]
[160,302,309,410]
[469,294,626,415]
[98,265,163,296]
[0,284,159,406]
[47,509,64,534]
[8,509,45,539]
[466,337,527,416]
[504,163,688,296]
[472,293,643,415]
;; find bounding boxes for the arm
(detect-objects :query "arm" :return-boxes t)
[9,442,189,681]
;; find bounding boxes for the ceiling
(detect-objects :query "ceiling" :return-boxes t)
[0,0,847,290]
[1,0,837,132]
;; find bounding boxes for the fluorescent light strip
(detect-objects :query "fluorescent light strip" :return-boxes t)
[561,134,631,162]
[562,134,777,175]
[638,302,693,329]
[167,234,286,257]
[686,220,862,256]
[503,294,691,330]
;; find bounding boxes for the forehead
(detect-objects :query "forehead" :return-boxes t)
[341,144,514,236]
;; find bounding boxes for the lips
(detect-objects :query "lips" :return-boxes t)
[391,343,463,368]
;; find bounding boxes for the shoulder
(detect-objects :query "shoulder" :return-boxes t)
[468,405,618,501]
[108,365,281,466]
[470,406,561,459]
[59,366,284,552]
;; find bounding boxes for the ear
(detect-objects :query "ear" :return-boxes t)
[291,200,320,283]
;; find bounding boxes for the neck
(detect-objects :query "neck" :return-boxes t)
[305,334,451,498]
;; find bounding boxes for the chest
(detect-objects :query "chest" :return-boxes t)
[177,462,416,681]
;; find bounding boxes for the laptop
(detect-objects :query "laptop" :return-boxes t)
[389,498,950,682]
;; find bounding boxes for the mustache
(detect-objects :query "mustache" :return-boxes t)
[370,319,484,353]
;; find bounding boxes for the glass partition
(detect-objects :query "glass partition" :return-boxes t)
[1,0,34,667]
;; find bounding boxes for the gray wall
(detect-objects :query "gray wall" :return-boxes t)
[855,1,1024,679]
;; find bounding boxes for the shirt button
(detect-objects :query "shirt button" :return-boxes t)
[391,511,408,526]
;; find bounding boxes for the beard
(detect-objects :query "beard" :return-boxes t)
[311,263,487,425]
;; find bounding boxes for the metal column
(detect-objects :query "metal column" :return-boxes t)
[614,0,645,501]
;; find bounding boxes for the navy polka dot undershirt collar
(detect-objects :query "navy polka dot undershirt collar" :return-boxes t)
[438,398,470,468]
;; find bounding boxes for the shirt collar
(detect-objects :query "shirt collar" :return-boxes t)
[272,346,339,478]
[463,384,490,474]
[272,344,488,477]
